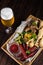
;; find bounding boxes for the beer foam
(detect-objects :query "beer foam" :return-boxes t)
[1,7,14,20]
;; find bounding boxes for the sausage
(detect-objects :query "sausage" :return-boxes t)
[27,49,38,58]
[19,44,27,59]
[28,46,37,53]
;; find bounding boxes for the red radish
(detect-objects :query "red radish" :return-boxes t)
[27,50,37,58]
[10,44,18,53]
[28,46,37,53]
[19,44,27,59]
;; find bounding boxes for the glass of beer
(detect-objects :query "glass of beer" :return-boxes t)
[1,7,15,34]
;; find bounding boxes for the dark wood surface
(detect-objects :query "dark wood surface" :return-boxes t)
[0,0,43,65]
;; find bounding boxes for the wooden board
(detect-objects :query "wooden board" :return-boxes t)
[1,15,43,65]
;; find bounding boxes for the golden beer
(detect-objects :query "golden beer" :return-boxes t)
[1,17,14,27]
[1,8,15,27]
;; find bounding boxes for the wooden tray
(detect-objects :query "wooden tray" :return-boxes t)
[1,15,43,65]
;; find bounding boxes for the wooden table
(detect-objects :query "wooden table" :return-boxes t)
[0,0,43,65]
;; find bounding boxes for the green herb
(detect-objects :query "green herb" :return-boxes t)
[15,32,25,44]
[18,33,23,38]
[22,31,26,35]
[20,37,25,43]
[26,50,30,54]
[15,36,21,41]
[32,22,37,26]
[18,40,22,44]
[32,33,37,40]
[28,33,37,41]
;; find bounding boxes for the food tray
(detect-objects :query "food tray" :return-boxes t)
[1,15,43,65]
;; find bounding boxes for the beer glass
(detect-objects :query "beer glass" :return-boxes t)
[1,7,15,34]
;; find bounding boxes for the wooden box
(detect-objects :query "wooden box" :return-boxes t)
[1,15,43,65]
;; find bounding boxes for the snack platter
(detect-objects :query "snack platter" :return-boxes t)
[1,15,43,65]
